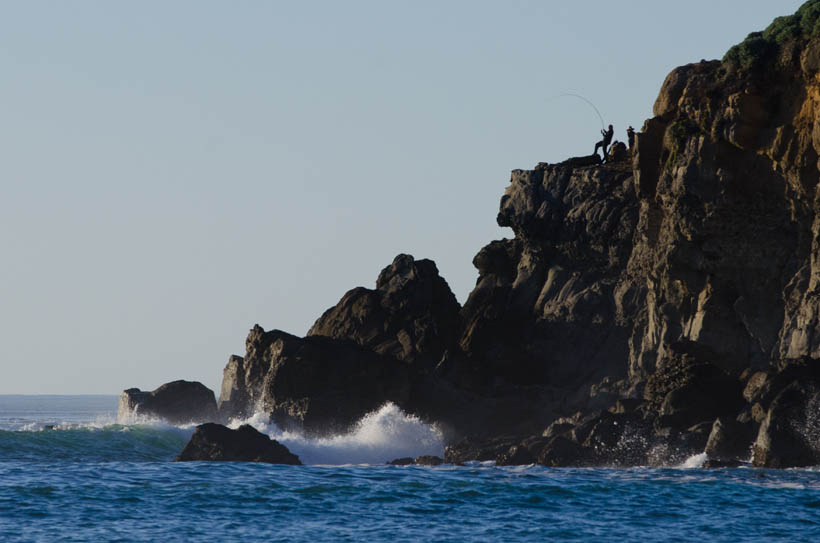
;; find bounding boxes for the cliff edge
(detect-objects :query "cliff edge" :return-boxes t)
[137,2,820,468]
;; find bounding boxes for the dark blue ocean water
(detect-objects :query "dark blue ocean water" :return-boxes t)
[1,396,819,542]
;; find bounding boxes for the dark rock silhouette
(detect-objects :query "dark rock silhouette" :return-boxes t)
[387,455,444,466]
[175,423,301,464]
[128,4,820,469]
[117,380,218,425]
[607,141,628,162]
[705,417,755,462]
[308,254,461,371]
[753,370,820,468]
[217,327,412,436]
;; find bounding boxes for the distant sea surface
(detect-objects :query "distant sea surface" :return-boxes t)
[1,395,819,542]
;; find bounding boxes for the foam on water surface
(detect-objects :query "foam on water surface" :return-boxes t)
[230,402,445,465]
[3,396,820,542]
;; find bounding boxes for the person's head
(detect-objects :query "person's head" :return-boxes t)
[608,124,613,130]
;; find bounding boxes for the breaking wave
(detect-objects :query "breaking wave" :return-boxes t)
[0,401,443,465]
[229,402,445,465]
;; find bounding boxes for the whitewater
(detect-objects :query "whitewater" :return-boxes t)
[2,396,820,542]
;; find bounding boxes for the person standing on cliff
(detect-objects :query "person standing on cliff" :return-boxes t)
[627,126,635,150]
[594,124,614,162]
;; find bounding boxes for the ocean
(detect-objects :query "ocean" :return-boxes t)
[1,395,819,542]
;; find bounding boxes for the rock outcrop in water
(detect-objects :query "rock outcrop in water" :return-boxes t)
[217,326,412,435]
[175,423,301,465]
[117,380,218,425]
[126,2,820,468]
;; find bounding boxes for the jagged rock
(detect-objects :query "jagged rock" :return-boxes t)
[151,8,820,468]
[540,155,601,169]
[644,357,744,429]
[743,371,769,403]
[641,422,714,467]
[415,455,444,466]
[682,421,715,451]
[386,455,444,466]
[443,436,521,464]
[463,156,639,396]
[496,437,549,466]
[705,417,755,462]
[543,420,575,439]
[751,403,768,424]
[386,457,415,466]
[217,355,248,421]
[175,423,301,465]
[607,141,628,162]
[537,436,592,467]
[217,326,412,435]
[496,445,536,466]
[117,380,218,425]
[307,254,460,370]
[611,399,644,414]
[748,361,820,409]
[753,380,820,468]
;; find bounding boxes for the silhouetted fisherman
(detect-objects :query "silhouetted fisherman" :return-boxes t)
[594,124,614,161]
[627,126,635,150]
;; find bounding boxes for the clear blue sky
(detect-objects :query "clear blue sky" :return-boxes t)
[1,1,805,394]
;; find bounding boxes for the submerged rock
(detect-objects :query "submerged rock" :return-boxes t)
[444,436,521,465]
[386,457,415,466]
[387,455,444,466]
[117,380,218,425]
[175,423,301,465]
[495,437,548,466]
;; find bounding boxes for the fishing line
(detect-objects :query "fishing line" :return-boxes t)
[550,93,606,130]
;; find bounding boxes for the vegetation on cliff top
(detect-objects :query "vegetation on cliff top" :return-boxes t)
[723,0,820,70]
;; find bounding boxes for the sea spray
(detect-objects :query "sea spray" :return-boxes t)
[678,452,707,469]
[230,402,445,465]
[3,396,820,542]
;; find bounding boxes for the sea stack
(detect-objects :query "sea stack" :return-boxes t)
[117,380,218,425]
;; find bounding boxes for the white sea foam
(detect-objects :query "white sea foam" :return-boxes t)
[678,452,707,469]
[228,402,445,465]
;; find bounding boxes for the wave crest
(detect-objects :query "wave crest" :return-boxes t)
[230,402,444,465]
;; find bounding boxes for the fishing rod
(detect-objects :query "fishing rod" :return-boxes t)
[554,93,606,130]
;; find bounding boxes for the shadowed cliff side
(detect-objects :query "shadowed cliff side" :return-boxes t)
[142,2,820,467]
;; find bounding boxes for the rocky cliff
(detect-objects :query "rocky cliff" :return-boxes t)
[136,2,820,468]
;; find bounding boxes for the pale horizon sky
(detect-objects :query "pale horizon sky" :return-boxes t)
[1,1,805,394]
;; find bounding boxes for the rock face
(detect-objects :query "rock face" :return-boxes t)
[752,361,820,467]
[117,380,218,425]
[130,4,820,468]
[175,423,301,465]
[308,254,461,370]
[387,455,444,466]
[217,327,412,435]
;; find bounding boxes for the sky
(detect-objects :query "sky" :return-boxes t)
[0,1,806,394]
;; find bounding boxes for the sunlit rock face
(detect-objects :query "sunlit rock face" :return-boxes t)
[202,6,820,467]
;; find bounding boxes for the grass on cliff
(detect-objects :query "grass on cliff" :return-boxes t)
[723,0,820,70]
[664,118,701,172]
